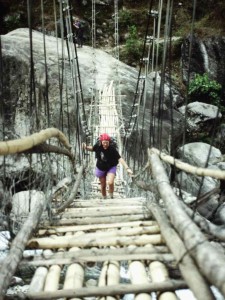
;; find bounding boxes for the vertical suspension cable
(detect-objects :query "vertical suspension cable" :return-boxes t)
[149,0,163,147]
[114,0,119,61]
[41,0,50,128]
[27,0,38,131]
[124,0,154,171]
[157,0,172,150]
[92,0,96,49]
[0,37,6,179]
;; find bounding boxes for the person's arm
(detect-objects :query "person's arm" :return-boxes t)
[82,143,93,151]
[119,157,133,175]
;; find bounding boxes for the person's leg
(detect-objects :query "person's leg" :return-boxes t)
[95,167,107,198]
[107,166,117,198]
[99,176,107,197]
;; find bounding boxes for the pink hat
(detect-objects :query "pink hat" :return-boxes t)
[99,133,111,141]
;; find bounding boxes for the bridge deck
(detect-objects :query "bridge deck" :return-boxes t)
[10,196,188,299]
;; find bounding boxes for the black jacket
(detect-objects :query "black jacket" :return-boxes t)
[93,144,121,171]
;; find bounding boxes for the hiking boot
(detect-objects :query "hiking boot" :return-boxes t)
[102,195,107,199]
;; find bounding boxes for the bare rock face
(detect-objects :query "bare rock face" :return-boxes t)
[0,28,184,185]
[1,28,184,141]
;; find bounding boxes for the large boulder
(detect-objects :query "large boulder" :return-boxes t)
[0,28,184,183]
[176,142,223,219]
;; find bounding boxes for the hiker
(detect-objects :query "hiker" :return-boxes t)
[73,19,84,47]
[82,133,133,199]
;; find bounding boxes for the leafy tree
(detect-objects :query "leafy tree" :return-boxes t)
[125,25,142,62]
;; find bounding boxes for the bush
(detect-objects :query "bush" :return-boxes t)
[188,73,222,107]
[4,13,21,31]
[124,25,143,62]
[118,10,132,28]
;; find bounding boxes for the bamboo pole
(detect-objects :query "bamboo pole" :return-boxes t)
[98,250,120,300]
[150,147,225,180]
[27,233,163,249]
[45,214,148,226]
[61,206,144,218]
[36,225,159,246]
[21,245,169,265]
[129,261,152,300]
[0,197,45,299]
[29,267,48,293]
[38,221,157,236]
[180,201,225,241]
[149,261,177,300]
[32,225,160,247]
[21,253,174,267]
[56,165,84,213]
[63,247,84,300]
[148,149,225,297]
[0,128,72,155]
[22,280,188,300]
[44,265,61,292]
[146,196,214,300]
[71,198,146,207]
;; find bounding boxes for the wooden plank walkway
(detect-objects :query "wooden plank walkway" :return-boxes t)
[7,196,190,300]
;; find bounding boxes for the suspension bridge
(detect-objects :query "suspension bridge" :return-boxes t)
[0,1,225,300]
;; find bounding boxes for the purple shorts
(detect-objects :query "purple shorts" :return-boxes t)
[95,166,117,178]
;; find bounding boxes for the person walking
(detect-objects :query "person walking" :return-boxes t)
[73,19,84,48]
[82,133,133,199]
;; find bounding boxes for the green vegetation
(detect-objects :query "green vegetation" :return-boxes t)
[3,13,21,31]
[118,9,133,28]
[124,25,143,63]
[188,73,222,108]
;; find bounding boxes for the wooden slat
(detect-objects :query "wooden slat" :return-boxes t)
[38,220,157,235]
[16,280,188,300]
[27,234,164,249]
[43,214,149,226]
[60,206,146,218]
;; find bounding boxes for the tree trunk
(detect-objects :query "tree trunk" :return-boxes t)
[150,147,225,179]
[146,194,215,300]
[148,148,225,297]
[0,196,45,299]
[0,128,72,155]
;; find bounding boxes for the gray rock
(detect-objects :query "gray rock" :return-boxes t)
[0,28,184,182]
